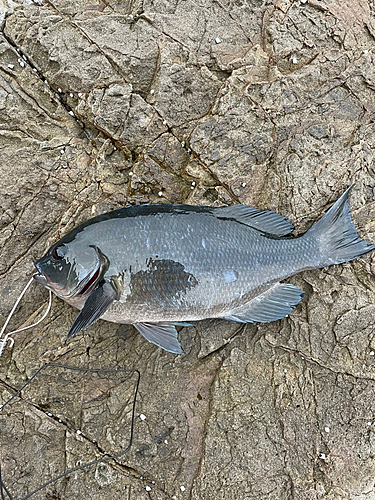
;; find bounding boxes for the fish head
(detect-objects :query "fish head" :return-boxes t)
[33,242,108,301]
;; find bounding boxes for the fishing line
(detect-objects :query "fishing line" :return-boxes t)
[0,277,52,357]
[0,363,140,500]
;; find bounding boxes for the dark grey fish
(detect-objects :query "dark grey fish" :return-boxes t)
[34,187,375,354]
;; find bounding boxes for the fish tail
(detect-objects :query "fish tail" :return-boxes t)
[305,186,375,267]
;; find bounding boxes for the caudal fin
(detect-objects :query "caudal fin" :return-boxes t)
[306,186,375,267]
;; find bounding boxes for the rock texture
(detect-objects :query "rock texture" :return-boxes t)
[0,0,375,498]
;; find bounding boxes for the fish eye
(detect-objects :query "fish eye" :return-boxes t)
[52,246,67,260]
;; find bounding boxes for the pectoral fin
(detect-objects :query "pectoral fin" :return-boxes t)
[67,281,119,339]
[133,322,185,354]
[225,283,305,323]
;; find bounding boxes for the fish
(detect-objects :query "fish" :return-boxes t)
[33,186,375,354]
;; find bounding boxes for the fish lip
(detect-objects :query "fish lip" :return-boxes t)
[33,270,48,285]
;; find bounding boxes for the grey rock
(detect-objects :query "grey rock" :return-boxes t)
[0,1,375,499]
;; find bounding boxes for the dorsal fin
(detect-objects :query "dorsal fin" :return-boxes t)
[212,205,294,236]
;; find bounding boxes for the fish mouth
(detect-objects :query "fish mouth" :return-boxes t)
[33,262,103,299]
[33,270,48,285]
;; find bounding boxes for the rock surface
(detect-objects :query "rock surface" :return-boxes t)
[0,0,375,498]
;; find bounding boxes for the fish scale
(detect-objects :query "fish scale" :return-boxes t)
[34,187,375,354]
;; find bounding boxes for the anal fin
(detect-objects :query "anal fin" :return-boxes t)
[225,283,305,324]
[133,322,185,354]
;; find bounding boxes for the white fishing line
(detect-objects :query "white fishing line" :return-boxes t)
[0,276,52,357]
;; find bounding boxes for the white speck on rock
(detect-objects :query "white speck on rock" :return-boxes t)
[68,111,75,116]
[300,0,307,3]
[370,351,374,356]
[163,119,167,125]
[128,171,133,176]
[58,88,62,93]
[76,429,82,435]
[292,57,298,64]
[69,93,74,97]
[284,368,287,373]
[145,486,151,491]
[140,414,146,420]
[318,453,326,460]
[181,141,185,147]
[78,92,82,98]
[158,191,163,197]
[215,38,221,44]
[191,181,196,186]
[180,486,186,492]
[18,59,25,67]
[241,182,247,187]
[324,427,330,433]
[363,49,369,54]
[150,89,155,95]
[7,64,14,69]
[46,412,52,417]
[164,439,168,444]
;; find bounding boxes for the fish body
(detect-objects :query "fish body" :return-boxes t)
[34,187,375,353]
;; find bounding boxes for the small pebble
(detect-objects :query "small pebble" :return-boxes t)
[180,486,186,492]
[60,150,64,155]
[76,429,82,435]
[18,59,25,68]
[181,141,185,147]
[7,64,14,69]
[292,57,298,64]
[69,93,74,98]
[68,111,75,116]
[367,422,372,426]
[163,120,167,125]
[215,38,221,44]
[140,413,147,420]
[150,89,155,95]
[128,171,133,176]
[58,88,62,93]
[46,412,52,417]
[300,0,307,3]
[363,49,369,54]
[324,427,330,433]
[241,182,247,187]
[145,486,151,492]
[78,92,82,98]
[164,439,168,444]
[370,351,374,356]
[318,453,326,460]
[284,369,287,373]
[191,181,196,186]
[158,191,163,197]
